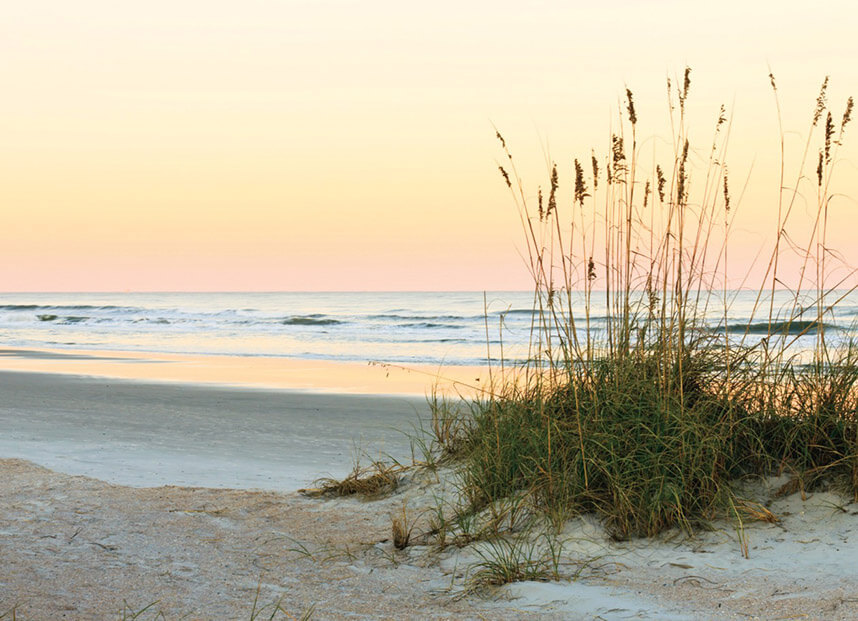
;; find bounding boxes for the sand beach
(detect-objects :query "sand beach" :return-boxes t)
[0,359,434,491]
[2,350,858,619]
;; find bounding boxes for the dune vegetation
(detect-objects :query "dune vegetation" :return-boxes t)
[427,69,858,550]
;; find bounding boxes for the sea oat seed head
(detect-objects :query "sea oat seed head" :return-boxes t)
[611,135,626,179]
[498,165,511,188]
[537,187,544,221]
[574,159,589,206]
[813,77,830,126]
[547,164,558,217]
[645,275,659,312]
[825,112,834,164]
[591,152,599,191]
[817,150,824,186]
[677,140,690,204]
[612,135,625,163]
[723,170,730,212]
[625,88,637,125]
[679,66,692,110]
[666,77,674,111]
[841,96,854,133]
[644,180,651,209]
[656,165,666,203]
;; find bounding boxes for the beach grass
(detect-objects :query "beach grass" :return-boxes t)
[466,534,562,592]
[433,69,857,554]
[304,460,404,499]
[109,593,316,620]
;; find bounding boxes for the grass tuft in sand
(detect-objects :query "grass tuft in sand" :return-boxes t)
[303,460,404,499]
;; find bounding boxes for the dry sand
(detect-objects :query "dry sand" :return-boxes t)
[1,458,519,620]
[5,459,858,620]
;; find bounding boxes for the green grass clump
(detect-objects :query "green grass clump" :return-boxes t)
[466,534,562,592]
[462,352,743,539]
[443,69,858,543]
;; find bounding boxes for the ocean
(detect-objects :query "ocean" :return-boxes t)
[1,290,857,366]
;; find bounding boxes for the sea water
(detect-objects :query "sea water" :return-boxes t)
[1,290,857,366]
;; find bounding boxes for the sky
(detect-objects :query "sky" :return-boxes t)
[1,1,857,291]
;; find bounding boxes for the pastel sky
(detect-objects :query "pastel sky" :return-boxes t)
[1,1,856,291]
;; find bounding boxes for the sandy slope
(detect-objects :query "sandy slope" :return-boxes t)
[0,459,544,620]
[4,458,858,620]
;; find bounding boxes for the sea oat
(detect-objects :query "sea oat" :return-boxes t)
[712,105,728,156]
[626,88,637,125]
[817,151,824,187]
[547,164,558,218]
[574,159,589,206]
[666,77,674,111]
[813,77,830,126]
[841,96,854,134]
[498,165,511,188]
[591,153,599,191]
[678,140,689,204]
[679,66,691,111]
[611,135,626,178]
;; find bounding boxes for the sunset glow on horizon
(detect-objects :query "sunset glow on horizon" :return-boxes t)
[2,1,857,292]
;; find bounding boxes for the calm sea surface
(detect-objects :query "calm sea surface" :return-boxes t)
[1,291,857,366]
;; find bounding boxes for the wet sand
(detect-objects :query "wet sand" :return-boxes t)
[0,346,489,396]
[0,369,428,491]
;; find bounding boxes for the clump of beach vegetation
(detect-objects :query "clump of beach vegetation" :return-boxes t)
[443,68,858,555]
[304,460,405,499]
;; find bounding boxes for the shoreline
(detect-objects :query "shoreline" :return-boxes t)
[0,345,489,397]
